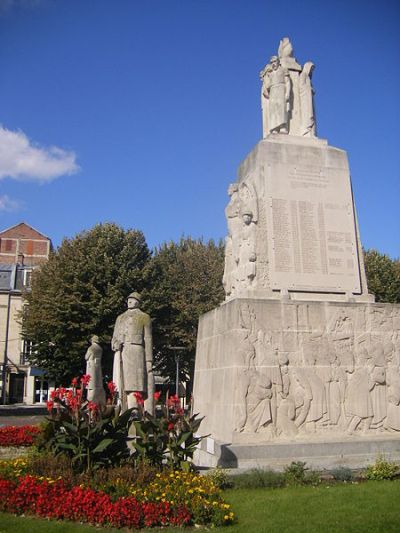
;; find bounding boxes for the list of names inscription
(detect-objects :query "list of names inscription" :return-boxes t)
[266,161,361,293]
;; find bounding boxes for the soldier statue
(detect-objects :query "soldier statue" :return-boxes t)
[111,291,154,412]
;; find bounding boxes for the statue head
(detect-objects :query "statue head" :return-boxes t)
[91,335,100,344]
[303,61,315,77]
[127,291,141,309]
[270,56,280,70]
[241,210,253,225]
[228,183,239,196]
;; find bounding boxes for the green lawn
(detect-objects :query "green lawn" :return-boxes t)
[1,481,400,532]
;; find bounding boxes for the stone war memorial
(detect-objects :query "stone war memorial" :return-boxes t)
[193,38,400,469]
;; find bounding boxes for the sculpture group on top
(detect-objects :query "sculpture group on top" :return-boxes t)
[235,304,400,440]
[260,37,316,137]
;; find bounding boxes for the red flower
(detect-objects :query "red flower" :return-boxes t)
[87,401,98,414]
[167,422,175,431]
[107,381,117,395]
[71,377,79,386]
[153,391,161,402]
[133,391,144,406]
[81,374,91,387]
[46,400,54,413]
[0,425,41,447]
[167,394,180,408]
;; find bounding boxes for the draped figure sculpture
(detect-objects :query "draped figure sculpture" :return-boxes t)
[260,38,317,137]
[85,335,106,405]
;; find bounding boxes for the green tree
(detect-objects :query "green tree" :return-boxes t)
[364,249,400,303]
[144,237,225,387]
[22,223,151,383]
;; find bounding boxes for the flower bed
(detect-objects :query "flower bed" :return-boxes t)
[0,459,235,528]
[0,474,191,528]
[0,425,41,447]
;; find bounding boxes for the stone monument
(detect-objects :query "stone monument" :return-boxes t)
[193,38,400,470]
[85,335,106,405]
[112,291,154,412]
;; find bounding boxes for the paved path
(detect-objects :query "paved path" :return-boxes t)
[0,405,46,427]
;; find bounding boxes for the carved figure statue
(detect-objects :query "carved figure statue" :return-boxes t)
[261,56,291,134]
[223,183,241,296]
[386,350,400,431]
[369,344,387,429]
[111,292,154,412]
[299,61,316,137]
[236,210,257,289]
[85,335,106,405]
[245,369,273,432]
[346,351,374,434]
[260,38,319,137]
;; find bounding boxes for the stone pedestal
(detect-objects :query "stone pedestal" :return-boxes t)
[225,135,371,302]
[193,298,400,468]
[193,137,399,467]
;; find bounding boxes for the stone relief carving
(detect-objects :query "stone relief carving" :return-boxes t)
[235,304,400,439]
[223,181,258,297]
[299,62,316,137]
[260,37,317,138]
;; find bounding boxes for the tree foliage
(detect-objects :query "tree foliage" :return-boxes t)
[22,223,150,383]
[364,249,400,303]
[144,237,225,385]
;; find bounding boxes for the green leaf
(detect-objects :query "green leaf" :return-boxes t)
[92,438,114,453]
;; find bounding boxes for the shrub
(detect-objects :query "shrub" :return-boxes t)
[331,466,353,482]
[284,461,308,485]
[42,377,133,472]
[0,425,41,447]
[206,467,231,489]
[132,392,205,470]
[365,456,399,480]
[230,468,285,489]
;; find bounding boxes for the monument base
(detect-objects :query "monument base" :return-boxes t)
[195,434,400,471]
[193,298,400,469]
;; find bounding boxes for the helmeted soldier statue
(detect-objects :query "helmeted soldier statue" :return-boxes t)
[111,291,154,412]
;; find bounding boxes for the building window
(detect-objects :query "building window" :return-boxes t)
[5,239,13,252]
[23,269,33,288]
[20,340,34,365]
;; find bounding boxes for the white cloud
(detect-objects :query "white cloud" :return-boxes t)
[0,194,22,212]
[0,126,79,182]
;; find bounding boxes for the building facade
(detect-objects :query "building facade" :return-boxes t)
[0,222,52,404]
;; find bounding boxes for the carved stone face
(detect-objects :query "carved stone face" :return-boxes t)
[271,58,279,71]
[242,214,253,225]
[127,297,140,310]
[228,184,238,196]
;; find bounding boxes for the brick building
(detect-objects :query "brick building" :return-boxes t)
[0,222,52,404]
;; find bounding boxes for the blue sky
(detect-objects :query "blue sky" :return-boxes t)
[0,0,399,258]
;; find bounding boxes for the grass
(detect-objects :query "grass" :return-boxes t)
[1,480,400,532]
